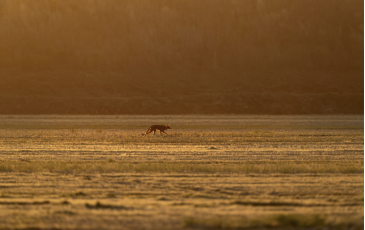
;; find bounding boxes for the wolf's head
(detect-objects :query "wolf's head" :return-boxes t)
[166,125,171,129]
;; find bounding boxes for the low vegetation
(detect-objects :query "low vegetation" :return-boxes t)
[184,214,364,230]
[0,160,363,174]
[0,115,363,229]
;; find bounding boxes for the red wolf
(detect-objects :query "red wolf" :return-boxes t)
[143,125,171,135]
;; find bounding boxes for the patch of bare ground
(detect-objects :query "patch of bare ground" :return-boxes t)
[0,115,363,229]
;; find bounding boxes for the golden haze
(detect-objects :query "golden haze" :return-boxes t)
[0,0,363,114]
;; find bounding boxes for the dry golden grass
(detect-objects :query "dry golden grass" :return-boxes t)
[0,115,363,229]
[0,160,362,174]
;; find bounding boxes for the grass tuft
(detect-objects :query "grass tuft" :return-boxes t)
[183,214,364,230]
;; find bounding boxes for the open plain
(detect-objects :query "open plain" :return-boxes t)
[0,115,363,230]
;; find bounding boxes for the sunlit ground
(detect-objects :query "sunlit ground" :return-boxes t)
[0,115,363,230]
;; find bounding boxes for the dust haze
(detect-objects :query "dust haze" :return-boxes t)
[0,0,363,114]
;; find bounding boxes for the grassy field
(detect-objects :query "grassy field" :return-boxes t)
[0,115,363,230]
